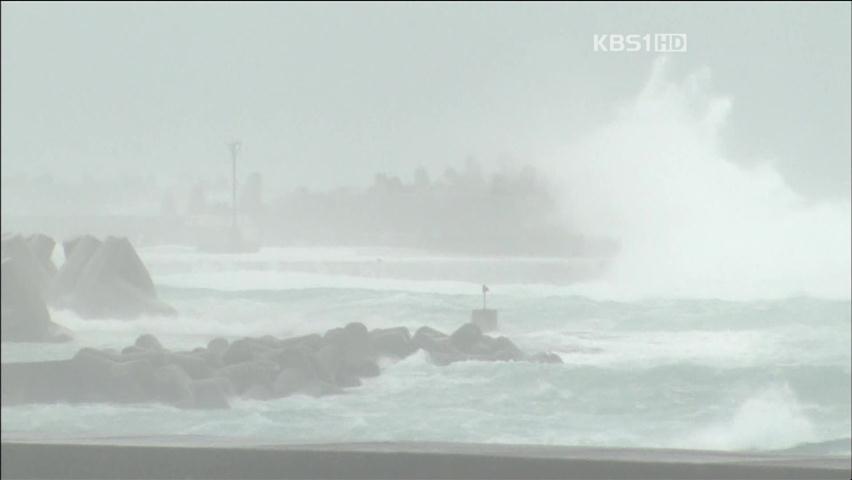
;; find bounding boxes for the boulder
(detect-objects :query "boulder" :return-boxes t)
[51,235,102,299]
[279,333,324,351]
[243,383,273,400]
[62,235,101,259]
[256,334,281,348]
[449,323,484,352]
[324,322,371,357]
[1,234,53,293]
[529,352,564,364]
[216,360,278,394]
[166,353,213,379]
[199,338,230,368]
[67,349,126,402]
[271,367,341,398]
[207,337,230,355]
[152,364,194,407]
[348,360,380,378]
[222,338,276,365]
[466,335,525,361]
[320,322,380,382]
[413,324,529,365]
[1,256,71,343]
[314,344,344,383]
[411,326,451,352]
[276,346,317,373]
[135,334,164,351]
[192,377,231,409]
[51,236,175,319]
[488,336,526,360]
[314,340,378,386]
[116,349,168,368]
[425,350,468,367]
[369,327,416,359]
[336,374,362,388]
[26,233,57,276]
[108,358,158,402]
[270,367,314,397]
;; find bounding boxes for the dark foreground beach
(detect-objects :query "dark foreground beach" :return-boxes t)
[2,439,850,479]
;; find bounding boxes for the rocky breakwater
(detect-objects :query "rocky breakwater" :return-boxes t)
[1,322,562,409]
[2,233,176,342]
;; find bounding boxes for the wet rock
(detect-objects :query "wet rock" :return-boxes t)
[26,234,57,276]
[52,235,102,299]
[51,236,175,319]
[276,346,316,373]
[117,349,169,368]
[1,255,70,343]
[529,352,564,364]
[121,345,146,356]
[271,367,314,397]
[166,353,212,379]
[256,334,281,347]
[271,367,341,398]
[192,377,231,409]
[201,338,230,368]
[153,364,194,407]
[207,337,229,355]
[222,338,276,365]
[62,235,101,260]
[449,323,483,352]
[135,334,164,351]
[1,234,54,293]
[336,374,362,388]
[109,358,158,401]
[65,349,127,402]
[411,326,451,353]
[217,360,278,394]
[348,360,380,378]
[479,335,526,361]
[1,322,568,409]
[314,344,344,383]
[279,333,324,351]
[370,326,415,358]
[243,383,273,400]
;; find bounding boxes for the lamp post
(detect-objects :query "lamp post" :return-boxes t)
[472,284,497,331]
[482,284,489,309]
[228,141,242,230]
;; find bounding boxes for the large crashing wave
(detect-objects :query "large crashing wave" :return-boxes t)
[547,57,851,300]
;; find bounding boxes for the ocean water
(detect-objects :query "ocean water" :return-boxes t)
[2,246,850,455]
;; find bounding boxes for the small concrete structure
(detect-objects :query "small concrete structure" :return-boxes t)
[470,308,498,332]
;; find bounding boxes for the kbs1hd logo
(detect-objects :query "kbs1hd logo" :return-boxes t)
[593,34,687,53]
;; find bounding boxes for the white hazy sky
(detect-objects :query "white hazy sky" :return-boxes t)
[1,2,849,198]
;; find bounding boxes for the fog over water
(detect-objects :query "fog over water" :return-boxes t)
[1,3,850,474]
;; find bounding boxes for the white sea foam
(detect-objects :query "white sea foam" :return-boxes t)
[677,384,817,451]
[544,57,851,301]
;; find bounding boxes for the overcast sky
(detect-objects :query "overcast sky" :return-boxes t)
[1,2,849,198]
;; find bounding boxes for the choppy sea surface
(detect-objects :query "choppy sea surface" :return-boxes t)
[2,246,850,456]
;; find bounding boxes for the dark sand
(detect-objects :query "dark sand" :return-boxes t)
[2,438,850,479]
